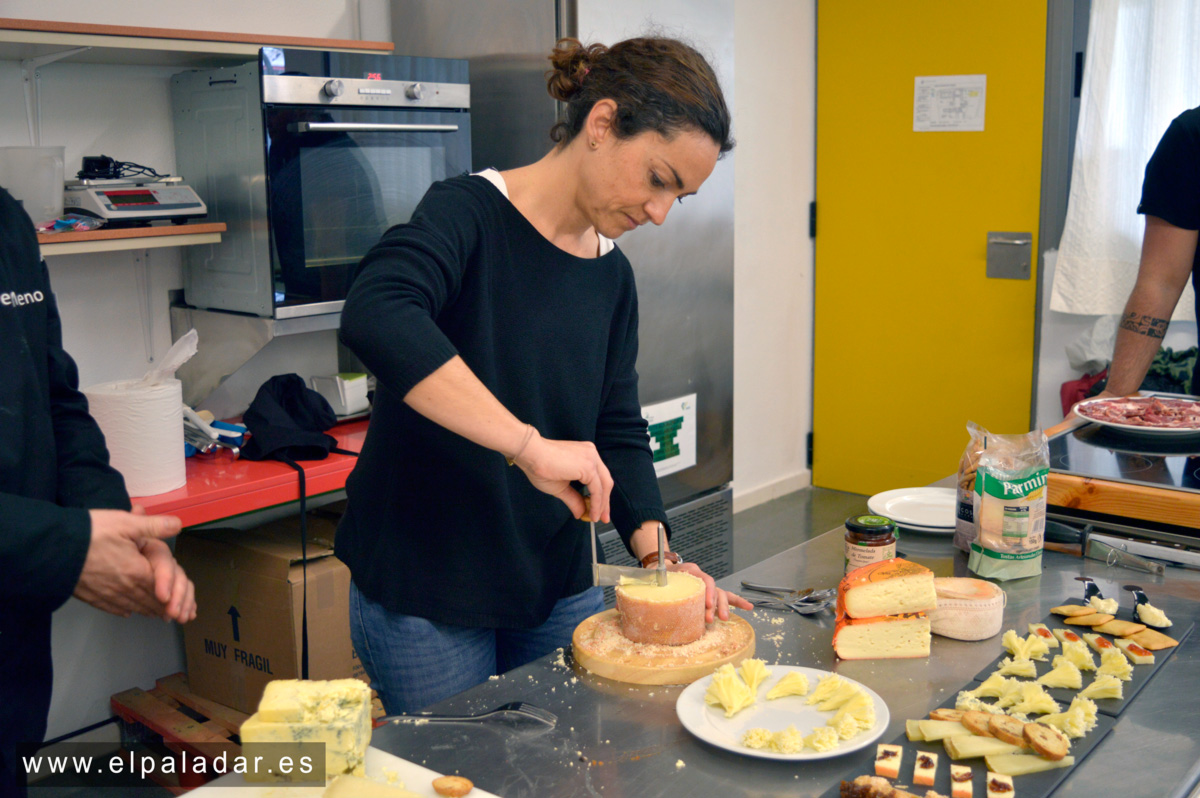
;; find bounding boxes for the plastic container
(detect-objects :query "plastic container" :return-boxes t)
[844,513,897,573]
[0,146,65,225]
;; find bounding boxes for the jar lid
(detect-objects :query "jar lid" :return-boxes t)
[845,514,896,536]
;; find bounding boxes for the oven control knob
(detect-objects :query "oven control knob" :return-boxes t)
[405,82,424,100]
[323,79,344,98]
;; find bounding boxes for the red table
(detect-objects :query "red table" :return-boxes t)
[133,419,368,527]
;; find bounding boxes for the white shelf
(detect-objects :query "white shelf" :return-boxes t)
[0,18,393,69]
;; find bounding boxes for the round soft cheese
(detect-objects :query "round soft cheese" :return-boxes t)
[616,571,706,645]
[928,577,1006,641]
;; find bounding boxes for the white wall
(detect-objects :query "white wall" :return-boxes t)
[730,0,815,511]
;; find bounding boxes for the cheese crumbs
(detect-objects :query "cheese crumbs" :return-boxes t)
[804,726,839,752]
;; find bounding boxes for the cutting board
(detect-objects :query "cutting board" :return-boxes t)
[1047,472,1200,530]
[187,745,498,797]
[572,608,755,685]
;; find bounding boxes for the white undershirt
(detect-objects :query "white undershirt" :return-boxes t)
[472,168,615,256]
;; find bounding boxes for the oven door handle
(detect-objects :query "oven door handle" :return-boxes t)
[289,122,460,133]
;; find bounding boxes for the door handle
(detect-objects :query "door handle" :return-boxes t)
[986,231,1033,280]
[289,122,460,133]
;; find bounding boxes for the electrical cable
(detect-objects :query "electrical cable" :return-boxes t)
[76,155,169,181]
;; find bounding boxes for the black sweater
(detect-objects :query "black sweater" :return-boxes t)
[0,187,129,744]
[337,175,668,629]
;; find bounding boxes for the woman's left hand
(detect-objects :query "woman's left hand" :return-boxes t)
[666,562,754,624]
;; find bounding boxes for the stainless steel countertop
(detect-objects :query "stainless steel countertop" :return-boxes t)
[373,527,1200,798]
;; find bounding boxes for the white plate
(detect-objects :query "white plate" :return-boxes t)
[675,665,890,761]
[867,487,956,529]
[895,522,956,536]
[1074,395,1200,438]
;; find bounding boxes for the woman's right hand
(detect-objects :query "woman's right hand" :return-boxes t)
[513,429,614,523]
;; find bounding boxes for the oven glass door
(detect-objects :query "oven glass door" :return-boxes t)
[265,106,472,314]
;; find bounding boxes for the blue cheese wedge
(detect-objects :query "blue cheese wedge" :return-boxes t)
[240,678,372,781]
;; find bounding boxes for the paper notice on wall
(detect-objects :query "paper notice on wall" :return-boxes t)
[914,74,986,131]
[642,394,697,478]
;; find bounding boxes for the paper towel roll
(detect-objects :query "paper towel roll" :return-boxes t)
[83,378,185,497]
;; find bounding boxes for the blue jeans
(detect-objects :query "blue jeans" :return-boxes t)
[349,581,604,714]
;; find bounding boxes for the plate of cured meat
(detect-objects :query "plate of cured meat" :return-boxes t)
[1074,394,1200,437]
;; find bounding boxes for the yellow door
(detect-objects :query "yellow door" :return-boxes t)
[814,0,1047,495]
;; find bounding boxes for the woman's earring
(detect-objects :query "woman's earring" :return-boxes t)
[590,140,598,148]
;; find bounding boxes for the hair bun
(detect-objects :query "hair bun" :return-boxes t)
[546,37,607,102]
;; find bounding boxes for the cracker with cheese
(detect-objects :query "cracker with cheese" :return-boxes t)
[1027,623,1059,648]
[1113,637,1155,664]
[1081,632,1117,655]
[1051,628,1083,645]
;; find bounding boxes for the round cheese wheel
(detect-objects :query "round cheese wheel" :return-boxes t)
[616,571,705,645]
[928,577,1006,641]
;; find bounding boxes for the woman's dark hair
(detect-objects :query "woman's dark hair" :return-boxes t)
[547,36,734,155]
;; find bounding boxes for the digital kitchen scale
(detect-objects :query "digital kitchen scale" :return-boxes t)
[63,176,207,226]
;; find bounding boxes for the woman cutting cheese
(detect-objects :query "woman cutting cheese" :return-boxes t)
[337,35,751,713]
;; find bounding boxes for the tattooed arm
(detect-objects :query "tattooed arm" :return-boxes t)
[1099,216,1198,399]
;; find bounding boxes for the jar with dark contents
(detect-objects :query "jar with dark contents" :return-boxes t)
[844,514,897,573]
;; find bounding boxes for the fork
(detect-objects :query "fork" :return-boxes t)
[747,596,834,615]
[742,582,836,603]
[376,701,557,728]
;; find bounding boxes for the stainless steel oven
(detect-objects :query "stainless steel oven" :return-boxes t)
[172,48,470,319]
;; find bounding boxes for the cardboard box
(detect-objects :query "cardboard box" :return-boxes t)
[176,514,362,714]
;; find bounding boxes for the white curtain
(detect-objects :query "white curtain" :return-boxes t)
[1049,0,1200,319]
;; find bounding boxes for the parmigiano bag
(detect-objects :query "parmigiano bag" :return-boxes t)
[967,428,1049,581]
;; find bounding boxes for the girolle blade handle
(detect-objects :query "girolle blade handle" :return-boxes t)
[656,523,668,586]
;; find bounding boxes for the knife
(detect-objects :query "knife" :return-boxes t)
[584,495,656,587]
